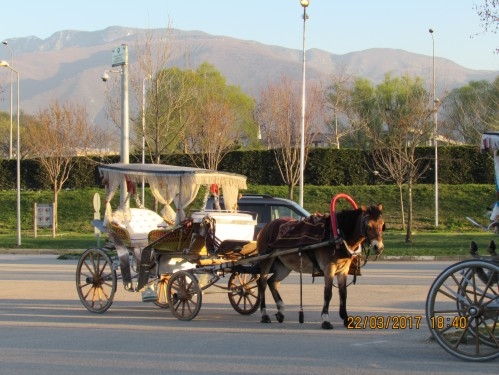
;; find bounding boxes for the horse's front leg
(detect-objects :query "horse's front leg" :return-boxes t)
[258,274,272,323]
[321,272,334,330]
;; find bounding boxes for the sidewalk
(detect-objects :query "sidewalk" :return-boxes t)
[0,248,468,261]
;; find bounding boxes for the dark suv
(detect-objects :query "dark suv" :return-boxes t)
[206,194,310,239]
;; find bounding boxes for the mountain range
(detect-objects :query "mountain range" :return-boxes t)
[0,26,497,127]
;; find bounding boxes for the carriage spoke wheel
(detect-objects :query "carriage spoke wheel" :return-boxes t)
[153,273,171,309]
[425,259,499,361]
[76,248,117,314]
[166,270,202,321]
[228,272,260,315]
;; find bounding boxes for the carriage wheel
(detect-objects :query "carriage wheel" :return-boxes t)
[166,270,202,321]
[228,272,260,315]
[153,273,171,309]
[425,259,499,361]
[76,248,117,314]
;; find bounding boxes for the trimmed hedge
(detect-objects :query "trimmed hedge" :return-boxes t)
[0,145,493,190]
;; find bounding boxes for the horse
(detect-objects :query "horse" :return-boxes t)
[256,204,385,329]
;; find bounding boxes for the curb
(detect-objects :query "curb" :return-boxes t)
[0,249,469,262]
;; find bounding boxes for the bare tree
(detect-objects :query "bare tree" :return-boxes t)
[255,76,323,199]
[324,65,354,149]
[24,100,105,231]
[476,0,499,53]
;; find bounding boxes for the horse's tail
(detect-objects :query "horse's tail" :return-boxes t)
[256,222,273,255]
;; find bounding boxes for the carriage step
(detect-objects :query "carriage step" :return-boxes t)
[141,284,158,302]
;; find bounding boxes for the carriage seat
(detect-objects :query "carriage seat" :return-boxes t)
[111,208,169,247]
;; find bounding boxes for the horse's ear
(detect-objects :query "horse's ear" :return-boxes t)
[361,205,367,211]
[378,203,383,211]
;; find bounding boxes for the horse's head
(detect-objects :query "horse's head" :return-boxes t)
[361,204,385,255]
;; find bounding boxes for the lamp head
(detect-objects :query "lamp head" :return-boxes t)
[300,0,309,8]
[0,60,10,67]
[2,41,8,46]
[101,72,110,82]
[429,28,434,34]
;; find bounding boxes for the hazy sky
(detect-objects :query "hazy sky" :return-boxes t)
[1,0,498,71]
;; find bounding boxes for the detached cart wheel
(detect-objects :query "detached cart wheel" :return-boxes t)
[167,270,202,321]
[228,272,260,315]
[76,248,117,313]
[425,259,499,361]
[153,273,171,309]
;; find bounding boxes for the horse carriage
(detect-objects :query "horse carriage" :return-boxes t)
[425,131,499,362]
[76,163,385,327]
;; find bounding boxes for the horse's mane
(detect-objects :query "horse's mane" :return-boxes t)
[335,208,362,242]
[336,205,382,242]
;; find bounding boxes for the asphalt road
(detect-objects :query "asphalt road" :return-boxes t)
[0,255,497,374]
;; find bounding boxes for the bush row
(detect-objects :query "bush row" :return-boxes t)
[0,145,492,190]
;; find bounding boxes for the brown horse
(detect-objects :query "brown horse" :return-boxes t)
[256,204,385,329]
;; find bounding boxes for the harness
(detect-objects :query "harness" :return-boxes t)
[330,193,359,253]
[330,193,382,256]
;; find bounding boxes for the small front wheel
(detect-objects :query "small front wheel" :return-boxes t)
[76,248,117,313]
[167,270,202,321]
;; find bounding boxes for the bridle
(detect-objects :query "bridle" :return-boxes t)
[360,209,384,254]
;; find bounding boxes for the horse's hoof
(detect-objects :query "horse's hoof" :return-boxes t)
[261,315,272,323]
[343,319,350,327]
[321,321,334,330]
[275,312,284,323]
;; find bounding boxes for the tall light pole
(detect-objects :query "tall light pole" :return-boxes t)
[299,0,309,207]
[104,44,129,205]
[429,28,439,227]
[141,74,151,204]
[0,60,21,246]
[2,41,13,159]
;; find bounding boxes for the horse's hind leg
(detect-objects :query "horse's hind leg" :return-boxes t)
[267,261,291,323]
[259,258,290,324]
[258,259,273,323]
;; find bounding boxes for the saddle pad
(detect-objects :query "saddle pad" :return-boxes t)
[268,215,325,248]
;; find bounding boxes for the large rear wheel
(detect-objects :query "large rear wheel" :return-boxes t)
[76,248,117,313]
[425,259,499,361]
[228,272,260,315]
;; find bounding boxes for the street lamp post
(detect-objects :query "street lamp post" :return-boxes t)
[2,41,13,159]
[103,44,129,205]
[0,60,21,246]
[299,0,309,208]
[429,28,439,227]
[141,75,151,204]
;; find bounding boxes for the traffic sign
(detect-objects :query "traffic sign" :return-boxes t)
[112,44,128,67]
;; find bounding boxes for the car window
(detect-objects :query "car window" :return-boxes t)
[238,204,266,225]
[270,205,303,221]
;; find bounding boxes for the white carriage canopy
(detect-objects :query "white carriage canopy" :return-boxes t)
[481,132,499,186]
[481,132,499,220]
[99,163,248,225]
